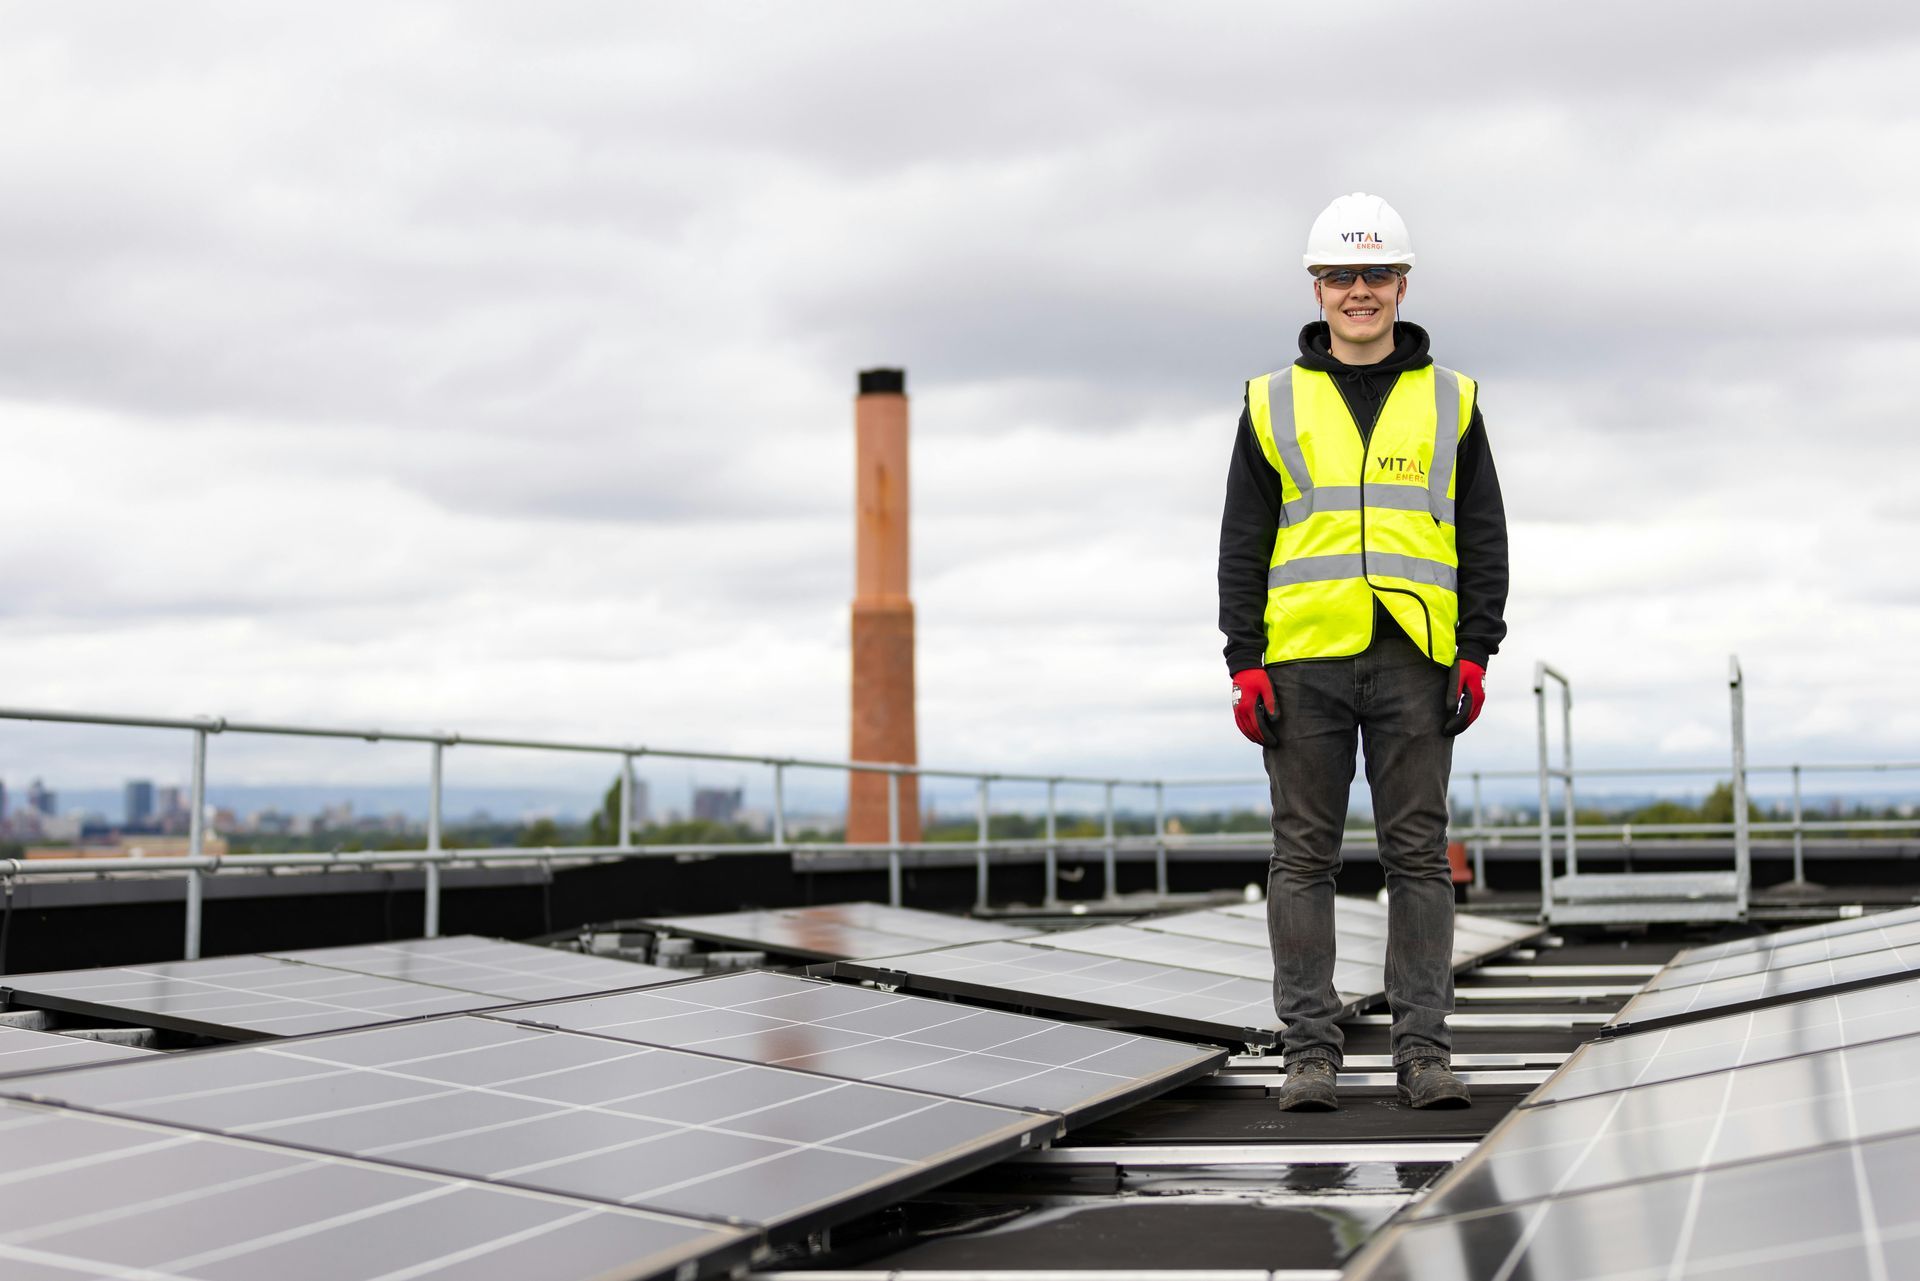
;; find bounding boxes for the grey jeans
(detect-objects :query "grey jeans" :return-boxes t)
[1262,625,1456,1068]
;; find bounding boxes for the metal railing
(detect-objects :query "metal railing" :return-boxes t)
[5,663,1920,958]
[0,705,1174,960]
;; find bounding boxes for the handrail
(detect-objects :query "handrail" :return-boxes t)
[5,673,1918,956]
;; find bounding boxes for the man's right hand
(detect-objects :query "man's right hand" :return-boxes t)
[1231,668,1280,747]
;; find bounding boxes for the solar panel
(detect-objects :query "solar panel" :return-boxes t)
[0,1023,154,1075]
[1344,1125,1920,1281]
[1668,902,1920,966]
[643,902,1034,962]
[1132,907,1516,970]
[266,935,682,1001]
[838,939,1282,1044]
[493,969,1227,1123]
[0,955,492,1041]
[1028,922,1379,996]
[1413,1030,1920,1221]
[1531,974,1920,1106]
[1647,911,1920,988]
[0,1096,752,1281]
[1604,934,1920,1034]
[0,1013,1054,1234]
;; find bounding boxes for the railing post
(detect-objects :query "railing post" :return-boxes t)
[1471,771,1486,891]
[1044,779,1059,908]
[1102,780,1117,901]
[886,769,903,908]
[1789,762,1810,887]
[1730,656,1751,915]
[619,753,635,850]
[1534,664,1554,922]
[424,740,444,939]
[1153,781,1168,898]
[184,724,210,960]
[1561,679,1577,877]
[771,761,787,847]
[974,776,991,913]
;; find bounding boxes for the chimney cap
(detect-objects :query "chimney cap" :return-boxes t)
[858,368,906,395]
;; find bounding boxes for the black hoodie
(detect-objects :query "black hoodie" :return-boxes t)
[1216,320,1508,673]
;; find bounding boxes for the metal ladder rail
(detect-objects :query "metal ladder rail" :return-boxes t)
[1534,662,1575,921]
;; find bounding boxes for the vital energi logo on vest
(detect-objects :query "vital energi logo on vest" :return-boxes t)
[1375,453,1428,484]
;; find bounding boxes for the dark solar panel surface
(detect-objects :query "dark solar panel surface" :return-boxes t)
[0,1014,1053,1231]
[1672,902,1920,966]
[1533,974,1920,1106]
[0,1024,154,1075]
[839,939,1282,1043]
[1346,1126,1920,1281]
[0,955,490,1040]
[266,935,682,1000]
[840,897,1539,1046]
[494,970,1226,1121]
[1607,935,1920,1033]
[1647,912,1920,989]
[1415,1030,1920,1220]
[1030,923,1377,996]
[644,903,1034,961]
[0,1096,751,1281]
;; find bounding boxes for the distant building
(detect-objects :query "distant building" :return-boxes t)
[125,779,156,826]
[0,778,8,822]
[26,779,55,817]
[629,777,652,828]
[692,786,743,824]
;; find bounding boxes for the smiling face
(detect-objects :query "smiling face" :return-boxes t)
[1313,266,1406,351]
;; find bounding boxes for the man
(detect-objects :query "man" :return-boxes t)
[1216,192,1509,1112]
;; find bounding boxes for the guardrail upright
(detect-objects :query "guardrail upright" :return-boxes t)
[886,769,903,907]
[1043,779,1060,908]
[1102,781,1118,900]
[1153,780,1168,897]
[1729,656,1752,915]
[1470,771,1487,889]
[770,760,787,848]
[425,740,444,939]
[974,776,992,912]
[1534,663,1575,922]
[184,721,210,960]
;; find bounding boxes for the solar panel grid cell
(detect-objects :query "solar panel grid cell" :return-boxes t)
[266,936,682,1001]
[0,1024,154,1075]
[0,1014,1054,1233]
[1532,974,1920,1106]
[1608,940,1920,1032]
[1415,1030,1920,1220]
[0,956,490,1040]
[1346,1126,1920,1281]
[0,1097,751,1281]
[1648,914,1920,989]
[492,970,1225,1122]
[839,939,1281,1042]
[1672,903,1920,965]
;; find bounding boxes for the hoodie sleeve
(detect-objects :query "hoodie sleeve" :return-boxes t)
[1452,399,1509,667]
[1218,392,1281,673]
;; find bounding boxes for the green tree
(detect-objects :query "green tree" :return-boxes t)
[1699,780,1762,827]
[519,817,562,848]
[586,776,623,846]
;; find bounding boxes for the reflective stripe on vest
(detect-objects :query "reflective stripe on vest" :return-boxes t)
[1246,363,1475,665]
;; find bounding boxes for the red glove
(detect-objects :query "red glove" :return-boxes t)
[1232,668,1279,746]
[1442,659,1486,736]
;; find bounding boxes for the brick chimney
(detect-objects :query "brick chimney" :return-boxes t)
[847,368,920,843]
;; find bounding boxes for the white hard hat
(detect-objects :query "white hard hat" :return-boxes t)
[1303,192,1414,272]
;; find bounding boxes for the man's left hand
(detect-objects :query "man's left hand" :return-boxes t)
[1442,659,1486,736]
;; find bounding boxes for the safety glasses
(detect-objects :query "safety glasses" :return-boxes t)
[1314,266,1403,289]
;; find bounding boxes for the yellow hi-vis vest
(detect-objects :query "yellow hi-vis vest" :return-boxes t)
[1246,363,1476,666]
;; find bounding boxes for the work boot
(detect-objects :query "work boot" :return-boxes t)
[1275,1057,1340,1112]
[1397,1056,1471,1109]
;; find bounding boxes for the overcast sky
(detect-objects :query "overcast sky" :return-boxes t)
[3,1,1918,812]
